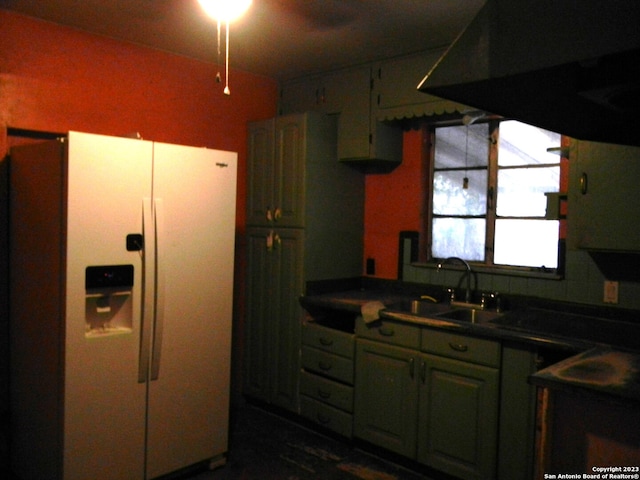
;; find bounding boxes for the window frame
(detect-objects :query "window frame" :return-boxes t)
[418,119,565,279]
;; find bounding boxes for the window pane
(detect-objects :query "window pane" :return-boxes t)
[494,219,559,268]
[433,170,487,215]
[432,218,485,261]
[499,121,561,167]
[497,166,560,217]
[434,124,489,169]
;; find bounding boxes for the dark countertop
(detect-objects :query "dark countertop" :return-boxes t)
[300,287,640,401]
[531,347,640,402]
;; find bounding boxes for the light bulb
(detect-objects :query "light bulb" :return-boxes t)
[197,0,252,23]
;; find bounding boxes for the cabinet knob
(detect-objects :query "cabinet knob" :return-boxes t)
[378,326,395,337]
[318,361,332,371]
[448,342,469,352]
[318,389,331,400]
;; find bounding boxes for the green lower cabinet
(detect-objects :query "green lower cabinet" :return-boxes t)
[417,354,499,480]
[354,327,500,480]
[354,339,419,458]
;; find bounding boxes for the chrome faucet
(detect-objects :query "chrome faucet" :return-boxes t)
[437,256,472,304]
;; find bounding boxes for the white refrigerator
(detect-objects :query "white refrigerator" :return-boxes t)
[9,131,237,479]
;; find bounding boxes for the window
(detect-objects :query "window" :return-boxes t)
[428,119,562,272]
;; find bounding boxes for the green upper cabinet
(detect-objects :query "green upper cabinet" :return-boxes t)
[247,118,275,226]
[331,65,403,167]
[372,48,467,122]
[279,49,472,168]
[279,72,345,115]
[568,139,640,251]
[247,116,306,228]
[280,65,403,167]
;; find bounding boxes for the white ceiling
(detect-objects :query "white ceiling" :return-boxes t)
[0,0,485,81]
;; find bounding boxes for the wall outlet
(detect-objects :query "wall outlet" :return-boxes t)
[603,280,619,304]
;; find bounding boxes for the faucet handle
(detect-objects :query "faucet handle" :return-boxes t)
[445,288,456,303]
[481,291,500,311]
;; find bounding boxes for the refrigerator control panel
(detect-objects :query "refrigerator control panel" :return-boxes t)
[85,264,134,290]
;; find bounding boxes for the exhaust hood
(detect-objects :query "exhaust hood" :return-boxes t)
[419,0,640,146]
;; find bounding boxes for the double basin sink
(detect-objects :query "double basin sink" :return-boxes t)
[385,299,503,325]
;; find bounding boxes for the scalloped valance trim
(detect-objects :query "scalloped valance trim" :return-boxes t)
[376,100,473,123]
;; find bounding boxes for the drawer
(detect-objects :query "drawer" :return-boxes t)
[302,322,355,358]
[300,371,353,412]
[356,317,420,349]
[301,346,354,384]
[421,329,501,367]
[300,395,353,438]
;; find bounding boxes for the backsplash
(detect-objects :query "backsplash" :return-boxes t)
[400,238,640,311]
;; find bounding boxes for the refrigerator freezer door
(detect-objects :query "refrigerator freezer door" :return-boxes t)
[145,142,237,478]
[64,132,152,479]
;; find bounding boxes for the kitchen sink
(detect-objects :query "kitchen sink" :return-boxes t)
[387,299,453,316]
[437,308,503,324]
[386,300,502,324]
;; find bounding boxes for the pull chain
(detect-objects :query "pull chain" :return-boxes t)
[463,125,469,189]
[216,20,221,83]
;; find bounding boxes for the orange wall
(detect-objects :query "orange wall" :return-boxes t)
[364,129,424,279]
[0,9,278,229]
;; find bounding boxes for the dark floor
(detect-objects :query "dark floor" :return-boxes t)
[188,403,434,480]
[2,404,437,480]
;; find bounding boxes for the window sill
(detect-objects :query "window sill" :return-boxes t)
[410,262,564,280]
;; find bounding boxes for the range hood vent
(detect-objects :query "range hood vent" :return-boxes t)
[419,0,640,146]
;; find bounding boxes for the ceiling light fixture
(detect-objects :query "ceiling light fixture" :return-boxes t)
[197,0,253,95]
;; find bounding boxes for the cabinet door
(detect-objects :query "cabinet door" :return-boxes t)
[269,227,305,411]
[247,119,275,226]
[244,227,304,412]
[280,76,323,114]
[417,354,499,480]
[335,66,373,161]
[243,228,273,402]
[373,49,448,113]
[280,72,350,115]
[354,339,419,458]
[568,139,640,251]
[274,115,306,227]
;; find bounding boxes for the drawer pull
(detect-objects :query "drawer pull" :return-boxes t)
[319,337,334,346]
[379,326,395,337]
[319,361,332,371]
[449,342,468,352]
[317,389,331,400]
[409,357,415,378]
[420,359,426,383]
[580,172,588,195]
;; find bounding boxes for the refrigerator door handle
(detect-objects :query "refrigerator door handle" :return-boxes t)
[139,198,155,383]
[150,198,166,381]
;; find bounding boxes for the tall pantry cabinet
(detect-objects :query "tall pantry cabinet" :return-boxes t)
[244,112,364,412]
